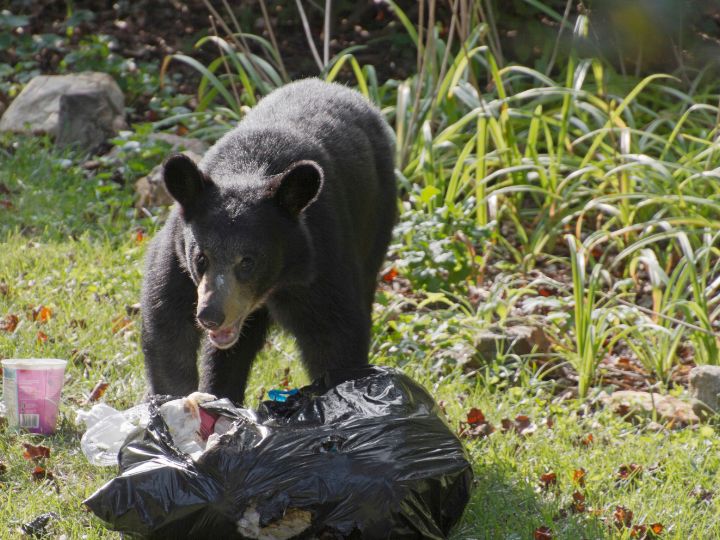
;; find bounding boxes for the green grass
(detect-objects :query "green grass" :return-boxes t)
[2,132,720,538]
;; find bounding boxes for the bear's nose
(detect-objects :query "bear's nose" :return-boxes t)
[197,307,225,330]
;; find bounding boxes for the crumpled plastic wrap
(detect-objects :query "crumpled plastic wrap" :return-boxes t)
[84,366,474,539]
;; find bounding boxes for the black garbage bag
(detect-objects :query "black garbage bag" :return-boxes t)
[84,366,473,539]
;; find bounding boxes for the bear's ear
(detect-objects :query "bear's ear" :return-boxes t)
[163,154,210,220]
[271,160,324,217]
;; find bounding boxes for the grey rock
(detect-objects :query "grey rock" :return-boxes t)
[689,365,720,412]
[147,133,208,155]
[474,324,550,362]
[135,150,203,209]
[55,91,122,152]
[0,72,124,140]
[602,390,700,427]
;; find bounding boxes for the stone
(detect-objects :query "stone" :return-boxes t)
[602,390,700,427]
[147,133,208,155]
[689,365,720,412]
[55,91,121,152]
[134,149,203,209]
[475,324,550,361]
[0,72,124,143]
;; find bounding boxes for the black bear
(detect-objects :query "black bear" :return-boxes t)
[141,79,396,403]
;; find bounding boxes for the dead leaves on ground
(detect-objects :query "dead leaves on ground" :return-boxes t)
[20,442,59,491]
[22,443,51,461]
[459,408,544,439]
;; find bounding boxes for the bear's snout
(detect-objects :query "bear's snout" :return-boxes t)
[197,306,225,330]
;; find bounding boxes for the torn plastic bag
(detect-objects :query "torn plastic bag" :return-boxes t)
[84,366,474,539]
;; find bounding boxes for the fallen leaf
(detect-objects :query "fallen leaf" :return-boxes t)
[135,229,145,243]
[613,505,633,528]
[112,316,134,334]
[467,407,486,425]
[649,523,664,535]
[579,433,593,446]
[69,319,88,329]
[533,525,553,539]
[571,490,586,513]
[572,468,586,486]
[32,305,52,323]
[539,471,557,490]
[538,286,554,297]
[631,525,647,538]
[176,124,189,136]
[31,465,54,481]
[36,331,48,343]
[87,381,109,403]
[22,443,51,461]
[0,281,8,296]
[0,314,19,332]
[690,485,714,503]
[0,461,6,474]
[382,267,399,283]
[515,415,536,436]
[617,463,643,483]
[459,407,494,438]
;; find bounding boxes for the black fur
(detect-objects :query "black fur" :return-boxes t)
[141,79,396,404]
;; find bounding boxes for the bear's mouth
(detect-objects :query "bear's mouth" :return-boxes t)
[208,320,242,350]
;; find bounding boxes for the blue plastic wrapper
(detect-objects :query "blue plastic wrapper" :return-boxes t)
[84,366,473,539]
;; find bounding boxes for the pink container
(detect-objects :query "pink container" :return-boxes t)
[2,359,67,434]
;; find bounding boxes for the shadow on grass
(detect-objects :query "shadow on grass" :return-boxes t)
[451,464,606,539]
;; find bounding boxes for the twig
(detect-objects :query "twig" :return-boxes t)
[295,0,324,71]
[258,0,289,82]
[545,0,573,76]
[323,0,331,67]
[209,14,241,108]
[201,0,271,86]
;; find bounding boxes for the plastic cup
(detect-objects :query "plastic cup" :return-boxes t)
[2,359,67,434]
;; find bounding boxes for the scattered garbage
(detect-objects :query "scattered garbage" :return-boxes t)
[83,366,473,538]
[76,402,150,466]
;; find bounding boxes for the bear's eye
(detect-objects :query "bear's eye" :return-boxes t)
[235,256,255,278]
[195,253,209,274]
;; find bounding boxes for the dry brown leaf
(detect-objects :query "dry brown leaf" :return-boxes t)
[0,314,19,333]
[22,443,51,461]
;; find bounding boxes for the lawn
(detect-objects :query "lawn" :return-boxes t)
[3,1,720,539]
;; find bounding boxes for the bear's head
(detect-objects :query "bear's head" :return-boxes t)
[162,153,323,349]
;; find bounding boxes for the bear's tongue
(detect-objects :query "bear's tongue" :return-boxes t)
[209,324,240,349]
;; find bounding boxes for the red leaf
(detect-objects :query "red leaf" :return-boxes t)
[32,305,52,323]
[539,471,557,490]
[87,381,110,403]
[533,526,553,539]
[571,490,586,513]
[36,331,49,343]
[31,465,54,481]
[649,523,664,535]
[135,229,145,243]
[382,267,399,283]
[538,286,554,297]
[467,407,486,425]
[572,468,587,486]
[22,443,51,461]
[613,505,633,528]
